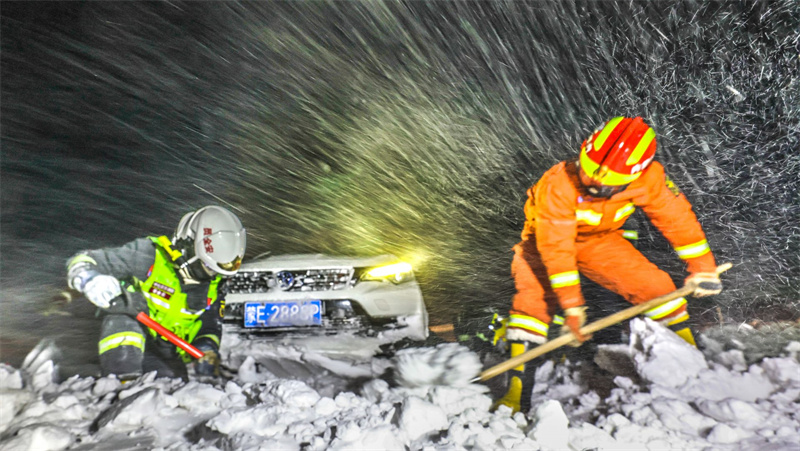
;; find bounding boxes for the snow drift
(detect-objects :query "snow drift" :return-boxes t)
[2,318,799,450]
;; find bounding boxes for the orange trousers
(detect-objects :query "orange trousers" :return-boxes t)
[510,231,686,326]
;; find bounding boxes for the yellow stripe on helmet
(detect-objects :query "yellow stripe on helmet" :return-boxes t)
[626,127,656,166]
[592,116,625,150]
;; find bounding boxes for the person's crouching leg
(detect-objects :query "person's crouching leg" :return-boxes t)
[98,314,145,381]
[491,325,547,414]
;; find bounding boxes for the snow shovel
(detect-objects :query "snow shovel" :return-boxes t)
[472,263,732,383]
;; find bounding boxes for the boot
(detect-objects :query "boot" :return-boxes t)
[491,340,537,414]
[665,316,697,347]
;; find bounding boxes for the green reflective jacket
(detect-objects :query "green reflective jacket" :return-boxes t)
[131,236,221,361]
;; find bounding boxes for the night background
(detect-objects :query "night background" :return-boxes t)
[1,1,798,374]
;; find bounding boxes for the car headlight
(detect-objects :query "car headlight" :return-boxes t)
[361,262,414,284]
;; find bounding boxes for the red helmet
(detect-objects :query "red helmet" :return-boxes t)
[579,117,656,192]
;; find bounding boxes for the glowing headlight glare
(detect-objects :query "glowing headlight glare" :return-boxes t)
[366,262,413,279]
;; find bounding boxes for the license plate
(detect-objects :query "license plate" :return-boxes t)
[243,300,323,328]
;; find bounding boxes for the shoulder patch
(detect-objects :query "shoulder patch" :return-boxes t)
[664,175,681,197]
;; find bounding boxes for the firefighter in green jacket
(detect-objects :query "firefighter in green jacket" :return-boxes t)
[66,205,246,381]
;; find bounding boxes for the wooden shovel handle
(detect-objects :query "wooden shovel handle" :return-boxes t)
[475,263,732,382]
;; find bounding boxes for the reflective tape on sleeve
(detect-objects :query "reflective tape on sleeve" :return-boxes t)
[643,297,687,321]
[507,314,549,337]
[576,209,603,225]
[614,203,636,222]
[674,239,710,260]
[551,315,565,326]
[67,254,97,270]
[549,270,580,288]
[622,230,639,240]
[98,332,145,355]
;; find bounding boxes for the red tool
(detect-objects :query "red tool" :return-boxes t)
[136,312,205,359]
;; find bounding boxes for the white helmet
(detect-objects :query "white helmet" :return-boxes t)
[173,205,246,277]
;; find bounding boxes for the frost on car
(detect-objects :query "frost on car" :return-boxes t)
[223,254,429,341]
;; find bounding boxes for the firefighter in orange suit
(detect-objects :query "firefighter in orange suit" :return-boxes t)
[495,116,723,413]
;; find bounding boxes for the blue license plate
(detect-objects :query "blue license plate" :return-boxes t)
[243,300,323,328]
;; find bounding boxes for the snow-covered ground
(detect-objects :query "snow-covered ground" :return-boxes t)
[2,318,799,450]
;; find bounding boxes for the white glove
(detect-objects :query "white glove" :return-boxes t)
[82,274,122,308]
[686,272,723,297]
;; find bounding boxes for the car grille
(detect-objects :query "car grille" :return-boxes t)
[227,268,353,294]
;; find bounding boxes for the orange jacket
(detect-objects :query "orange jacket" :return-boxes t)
[520,160,716,309]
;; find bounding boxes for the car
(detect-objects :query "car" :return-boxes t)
[223,254,429,341]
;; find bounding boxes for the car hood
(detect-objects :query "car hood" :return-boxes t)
[240,254,400,271]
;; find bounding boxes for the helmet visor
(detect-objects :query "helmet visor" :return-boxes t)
[218,256,242,272]
[195,228,246,276]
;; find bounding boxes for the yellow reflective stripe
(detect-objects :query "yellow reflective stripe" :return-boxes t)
[67,254,97,269]
[576,209,603,225]
[661,311,689,327]
[195,334,220,347]
[626,127,655,165]
[549,270,580,288]
[593,116,625,150]
[614,203,636,222]
[507,314,549,336]
[98,332,145,354]
[675,239,710,259]
[552,315,565,326]
[622,230,639,240]
[644,297,687,320]
[510,342,527,371]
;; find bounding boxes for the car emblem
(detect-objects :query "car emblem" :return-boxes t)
[275,271,295,290]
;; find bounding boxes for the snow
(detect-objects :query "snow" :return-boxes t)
[2,318,800,450]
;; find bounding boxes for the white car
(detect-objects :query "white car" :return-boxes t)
[223,254,429,341]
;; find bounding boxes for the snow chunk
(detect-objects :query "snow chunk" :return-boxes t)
[398,396,448,440]
[0,365,23,390]
[392,343,481,387]
[330,424,404,450]
[649,399,717,436]
[630,318,707,387]
[568,423,621,450]
[91,376,121,397]
[528,400,569,450]
[706,423,753,443]
[695,398,765,429]
[314,396,338,416]
[428,384,492,417]
[682,365,775,402]
[236,355,266,384]
[172,381,227,414]
[0,424,74,451]
[0,389,34,434]
[761,357,800,385]
[265,379,321,408]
